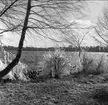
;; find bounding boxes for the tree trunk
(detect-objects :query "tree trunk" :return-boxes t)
[0,0,31,78]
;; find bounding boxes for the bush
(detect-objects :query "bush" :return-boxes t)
[80,51,104,75]
[95,55,104,74]
[27,69,38,80]
[80,51,93,73]
[92,87,108,104]
[38,49,71,79]
[0,50,29,81]
[0,59,29,81]
[27,66,43,80]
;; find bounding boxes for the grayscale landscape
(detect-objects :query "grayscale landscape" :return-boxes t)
[0,0,108,105]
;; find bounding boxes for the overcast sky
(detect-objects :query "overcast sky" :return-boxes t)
[1,1,108,47]
[87,1,107,24]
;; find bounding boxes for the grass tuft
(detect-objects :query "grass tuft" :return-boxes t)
[76,51,104,76]
[38,49,71,79]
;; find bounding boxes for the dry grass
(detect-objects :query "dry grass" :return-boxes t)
[9,51,108,79]
[79,51,104,75]
[0,77,108,105]
[0,51,29,81]
[0,51,108,105]
[37,49,71,79]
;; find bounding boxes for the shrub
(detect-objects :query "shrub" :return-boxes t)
[95,55,104,74]
[26,68,37,80]
[2,61,29,81]
[0,50,29,81]
[38,49,71,79]
[80,51,104,75]
[27,66,42,80]
[92,86,108,104]
[80,51,93,73]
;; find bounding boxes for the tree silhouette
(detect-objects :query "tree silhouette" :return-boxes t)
[0,0,86,78]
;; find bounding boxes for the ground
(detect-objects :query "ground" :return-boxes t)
[0,74,108,105]
[0,51,108,105]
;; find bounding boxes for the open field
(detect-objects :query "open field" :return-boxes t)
[1,51,108,105]
[11,51,108,73]
[1,73,108,105]
[1,78,108,105]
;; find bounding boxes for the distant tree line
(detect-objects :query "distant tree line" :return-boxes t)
[67,46,108,52]
[3,45,108,52]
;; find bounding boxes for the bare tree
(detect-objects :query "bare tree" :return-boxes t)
[0,0,18,17]
[61,26,93,58]
[95,7,108,45]
[0,0,31,78]
[0,0,86,78]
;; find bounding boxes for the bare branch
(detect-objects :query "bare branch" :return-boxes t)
[0,0,18,17]
[95,7,108,45]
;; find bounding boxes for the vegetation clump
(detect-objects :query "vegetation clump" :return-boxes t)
[0,50,29,81]
[92,87,108,104]
[79,51,104,76]
[38,49,71,79]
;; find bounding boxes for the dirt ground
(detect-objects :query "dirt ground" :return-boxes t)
[0,75,108,105]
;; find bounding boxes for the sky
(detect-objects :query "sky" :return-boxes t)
[1,1,108,47]
[87,1,107,24]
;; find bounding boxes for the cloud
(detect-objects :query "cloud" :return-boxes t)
[1,33,20,46]
[71,20,96,28]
